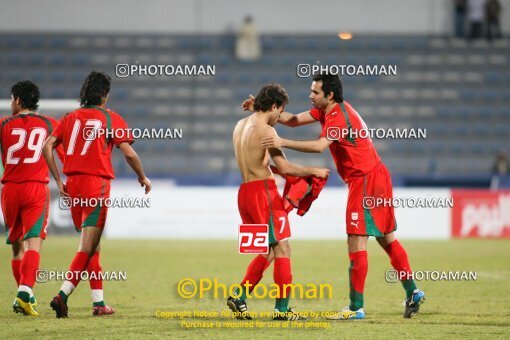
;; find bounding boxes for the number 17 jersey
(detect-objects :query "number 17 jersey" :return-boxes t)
[52,105,134,180]
[0,113,60,184]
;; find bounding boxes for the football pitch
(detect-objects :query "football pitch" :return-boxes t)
[0,237,508,339]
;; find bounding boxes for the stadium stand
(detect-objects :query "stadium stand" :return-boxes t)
[0,34,508,185]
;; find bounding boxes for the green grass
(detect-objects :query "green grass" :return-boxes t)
[0,237,509,339]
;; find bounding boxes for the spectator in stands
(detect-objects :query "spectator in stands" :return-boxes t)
[492,151,509,176]
[486,0,502,41]
[454,0,468,38]
[235,16,261,62]
[490,150,509,189]
[468,0,485,40]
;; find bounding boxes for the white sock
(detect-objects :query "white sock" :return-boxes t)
[60,281,76,296]
[18,285,33,295]
[91,289,104,303]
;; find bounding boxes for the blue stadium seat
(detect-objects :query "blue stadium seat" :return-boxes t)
[71,54,88,65]
[0,33,507,179]
[27,37,44,49]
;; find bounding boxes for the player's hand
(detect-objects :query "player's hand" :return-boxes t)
[241,95,255,112]
[313,168,330,179]
[57,181,70,197]
[261,136,283,149]
[139,176,151,194]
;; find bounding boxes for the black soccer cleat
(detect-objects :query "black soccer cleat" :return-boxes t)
[404,289,425,318]
[227,296,252,320]
[50,294,68,318]
[272,308,306,321]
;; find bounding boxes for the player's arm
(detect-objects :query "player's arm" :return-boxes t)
[118,142,151,194]
[262,135,332,153]
[43,136,69,196]
[278,111,317,127]
[269,148,328,178]
[264,127,329,178]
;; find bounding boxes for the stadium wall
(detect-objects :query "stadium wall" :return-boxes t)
[104,182,452,240]
[2,0,510,34]
[0,180,454,240]
[1,182,508,240]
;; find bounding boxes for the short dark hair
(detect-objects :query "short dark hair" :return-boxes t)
[11,80,40,111]
[253,83,289,112]
[79,71,111,106]
[312,73,343,103]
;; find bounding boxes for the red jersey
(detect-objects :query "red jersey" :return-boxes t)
[52,105,133,179]
[0,113,61,184]
[310,101,381,183]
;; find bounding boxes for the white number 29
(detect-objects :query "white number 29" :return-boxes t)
[6,128,47,164]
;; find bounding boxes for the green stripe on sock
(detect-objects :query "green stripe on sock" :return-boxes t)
[17,291,30,303]
[236,287,247,303]
[59,290,68,304]
[93,301,106,307]
[402,279,417,299]
[275,297,289,312]
[349,260,364,310]
[349,290,364,311]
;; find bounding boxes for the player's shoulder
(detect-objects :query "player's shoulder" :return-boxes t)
[54,110,77,126]
[0,115,12,126]
[234,116,248,128]
[103,108,127,124]
[36,113,57,123]
[29,113,51,124]
[103,107,121,117]
[310,107,324,120]
[256,123,277,138]
[342,100,357,114]
[61,108,81,119]
[0,115,12,134]
[0,113,26,128]
[341,101,364,120]
[38,114,64,131]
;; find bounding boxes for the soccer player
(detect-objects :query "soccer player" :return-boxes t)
[43,71,151,318]
[229,83,329,320]
[0,81,63,316]
[243,74,425,319]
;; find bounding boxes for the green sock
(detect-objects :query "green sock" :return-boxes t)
[17,291,30,303]
[58,290,69,304]
[349,290,364,311]
[348,260,364,311]
[93,301,106,307]
[275,298,289,312]
[235,287,248,303]
[30,296,36,304]
[402,280,417,299]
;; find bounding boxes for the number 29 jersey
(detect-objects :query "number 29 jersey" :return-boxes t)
[52,105,133,179]
[0,113,60,184]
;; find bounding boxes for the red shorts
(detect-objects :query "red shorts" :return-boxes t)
[1,182,50,244]
[346,162,397,236]
[238,179,291,244]
[66,175,111,231]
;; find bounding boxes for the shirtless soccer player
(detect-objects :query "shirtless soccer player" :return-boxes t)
[228,83,329,321]
[243,74,425,320]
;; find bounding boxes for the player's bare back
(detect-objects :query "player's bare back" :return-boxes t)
[233,115,275,183]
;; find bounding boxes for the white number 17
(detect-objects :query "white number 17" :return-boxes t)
[66,119,102,156]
